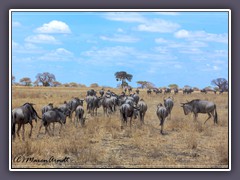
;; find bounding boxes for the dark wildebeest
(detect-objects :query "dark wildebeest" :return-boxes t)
[74,105,86,127]
[131,93,140,105]
[87,89,96,96]
[147,89,152,95]
[163,97,174,120]
[86,95,102,116]
[200,89,207,94]
[219,89,224,94]
[68,97,84,121]
[181,99,218,124]
[99,89,104,97]
[101,95,114,117]
[137,99,148,125]
[58,102,71,119]
[153,88,161,95]
[42,103,54,115]
[12,103,41,140]
[183,88,194,94]
[38,108,66,136]
[164,88,171,94]
[136,89,140,94]
[156,103,169,135]
[119,102,139,129]
[128,87,132,94]
[173,88,178,95]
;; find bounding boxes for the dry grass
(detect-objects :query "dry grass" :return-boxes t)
[11,86,229,169]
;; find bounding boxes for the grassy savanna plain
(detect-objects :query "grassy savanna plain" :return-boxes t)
[11,86,229,169]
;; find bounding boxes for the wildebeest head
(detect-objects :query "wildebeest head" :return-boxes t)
[181,102,193,115]
[24,103,41,123]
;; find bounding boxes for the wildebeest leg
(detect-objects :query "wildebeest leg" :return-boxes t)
[22,124,25,141]
[59,122,63,135]
[160,118,164,134]
[130,117,132,128]
[45,124,51,136]
[204,113,212,124]
[37,122,43,137]
[29,121,33,138]
[52,123,55,136]
[17,124,22,139]
[193,113,198,121]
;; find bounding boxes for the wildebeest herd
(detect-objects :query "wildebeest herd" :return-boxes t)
[11,88,219,141]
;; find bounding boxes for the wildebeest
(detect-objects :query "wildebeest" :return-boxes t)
[153,88,162,95]
[163,97,174,119]
[101,95,114,116]
[183,88,194,94]
[58,102,71,118]
[156,103,169,135]
[136,89,140,94]
[38,108,66,136]
[68,97,84,120]
[131,93,140,105]
[12,103,41,140]
[137,99,148,125]
[74,105,86,127]
[164,88,171,94]
[200,89,207,94]
[87,89,97,96]
[147,89,152,95]
[181,99,218,124]
[42,103,54,115]
[173,88,178,94]
[86,95,102,116]
[99,89,104,97]
[119,103,139,129]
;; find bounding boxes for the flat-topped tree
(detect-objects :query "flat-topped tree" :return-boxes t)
[35,72,56,87]
[115,71,133,89]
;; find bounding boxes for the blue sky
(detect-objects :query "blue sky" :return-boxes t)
[11,10,229,88]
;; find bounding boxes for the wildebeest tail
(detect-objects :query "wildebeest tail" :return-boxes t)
[214,105,218,124]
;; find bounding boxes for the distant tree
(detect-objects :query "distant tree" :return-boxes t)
[52,81,62,87]
[69,82,78,87]
[183,85,191,89]
[168,84,178,89]
[193,87,200,91]
[78,84,87,88]
[35,72,56,87]
[137,81,155,89]
[136,81,148,89]
[12,75,15,84]
[20,77,32,86]
[90,83,99,88]
[115,71,133,89]
[211,78,228,91]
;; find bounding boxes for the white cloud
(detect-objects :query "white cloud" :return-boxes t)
[25,34,60,44]
[155,38,168,43]
[35,20,71,34]
[103,12,145,23]
[100,34,139,43]
[12,41,44,54]
[39,48,74,61]
[174,29,228,43]
[137,19,180,33]
[12,21,21,27]
[117,28,124,33]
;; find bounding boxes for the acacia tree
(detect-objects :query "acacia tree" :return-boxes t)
[211,78,228,91]
[168,84,178,89]
[35,72,56,87]
[20,77,32,86]
[136,81,155,89]
[115,71,133,88]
